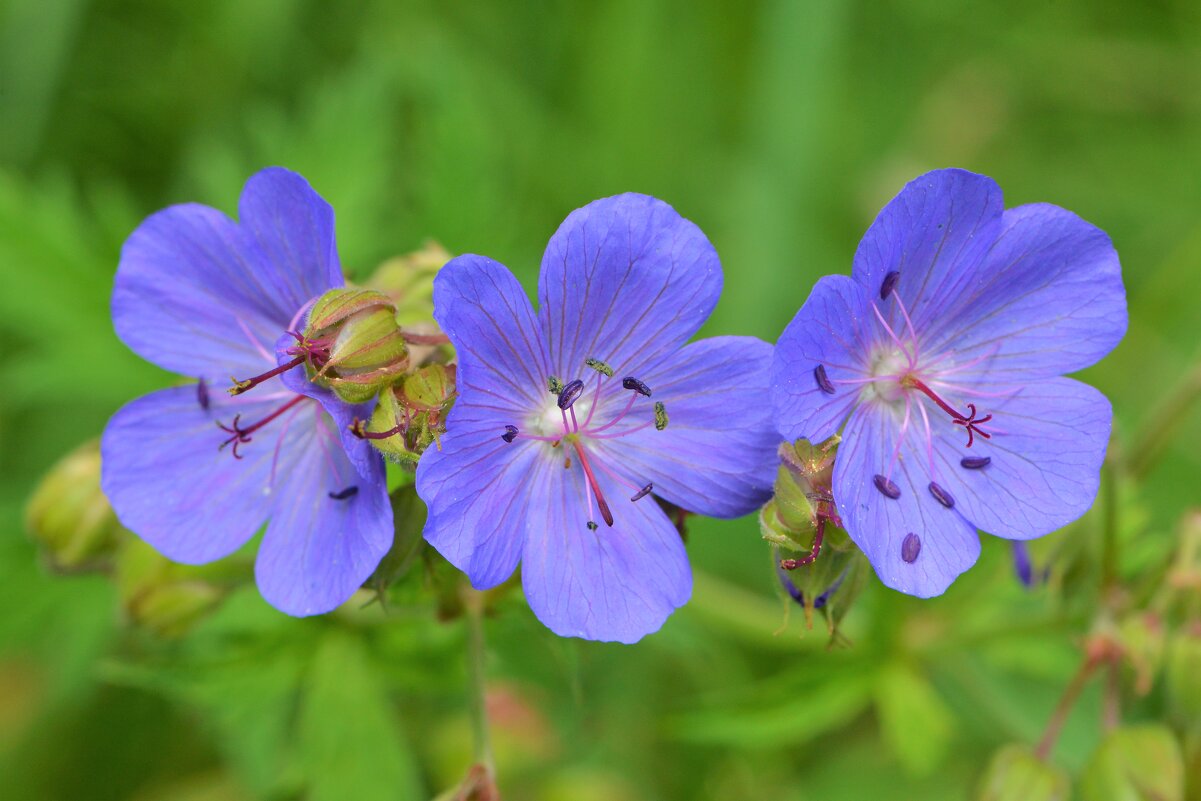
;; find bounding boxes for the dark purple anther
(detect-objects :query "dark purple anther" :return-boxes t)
[961,456,992,470]
[813,364,835,395]
[328,485,359,501]
[622,377,652,397]
[501,425,518,443]
[873,474,901,499]
[901,532,921,563]
[630,483,653,502]
[557,379,585,410]
[880,270,900,300]
[928,481,955,508]
[197,378,210,410]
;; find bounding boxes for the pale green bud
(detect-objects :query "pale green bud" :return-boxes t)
[1116,612,1165,696]
[1165,626,1201,737]
[975,745,1070,801]
[361,240,451,326]
[303,288,409,403]
[25,439,123,571]
[354,364,456,464]
[116,540,237,638]
[1080,725,1184,801]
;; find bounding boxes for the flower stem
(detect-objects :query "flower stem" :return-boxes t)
[1034,638,1121,761]
[462,586,495,776]
[1034,656,1100,761]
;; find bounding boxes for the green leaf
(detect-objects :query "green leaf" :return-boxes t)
[875,661,955,776]
[1080,725,1184,801]
[976,745,1070,801]
[299,630,422,801]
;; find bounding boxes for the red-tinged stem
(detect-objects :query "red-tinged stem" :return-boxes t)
[570,439,613,526]
[229,355,306,396]
[780,515,826,570]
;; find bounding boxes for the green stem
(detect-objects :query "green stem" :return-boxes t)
[1100,450,1119,597]
[462,586,494,775]
[1035,656,1101,761]
[1128,359,1201,481]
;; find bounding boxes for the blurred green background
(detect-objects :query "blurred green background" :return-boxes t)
[2,1,1200,799]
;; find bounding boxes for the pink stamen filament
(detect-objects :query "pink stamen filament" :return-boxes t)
[570,439,613,526]
[890,292,921,363]
[582,372,604,430]
[871,302,915,369]
[587,391,639,435]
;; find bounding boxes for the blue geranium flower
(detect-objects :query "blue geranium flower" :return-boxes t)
[101,168,392,616]
[771,169,1126,597]
[417,194,778,643]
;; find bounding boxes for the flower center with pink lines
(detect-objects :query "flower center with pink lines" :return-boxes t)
[503,359,664,530]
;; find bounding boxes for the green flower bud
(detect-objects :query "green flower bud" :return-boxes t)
[116,540,239,638]
[1116,612,1165,696]
[1165,625,1201,737]
[976,745,1070,801]
[302,288,409,403]
[354,364,456,464]
[760,438,837,553]
[25,439,123,571]
[361,240,451,326]
[1080,725,1184,801]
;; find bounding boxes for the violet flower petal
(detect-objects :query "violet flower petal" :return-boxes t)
[833,402,981,597]
[928,203,1127,381]
[100,386,279,563]
[254,402,391,616]
[771,274,874,443]
[521,462,691,644]
[611,335,777,518]
[537,193,721,379]
[927,377,1111,541]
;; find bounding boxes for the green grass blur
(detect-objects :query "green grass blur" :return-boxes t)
[1,1,1199,799]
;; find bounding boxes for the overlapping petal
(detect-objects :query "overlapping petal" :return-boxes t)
[608,336,777,518]
[100,385,279,564]
[417,407,552,590]
[521,462,691,643]
[254,403,392,616]
[538,193,722,380]
[434,255,551,412]
[111,167,342,381]
[851,169,1003,336]
[923,203,1127,381]
[277,334,381,482]
[771,274,875,443]
[834,403,981,597]
[924,377,1111,541]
